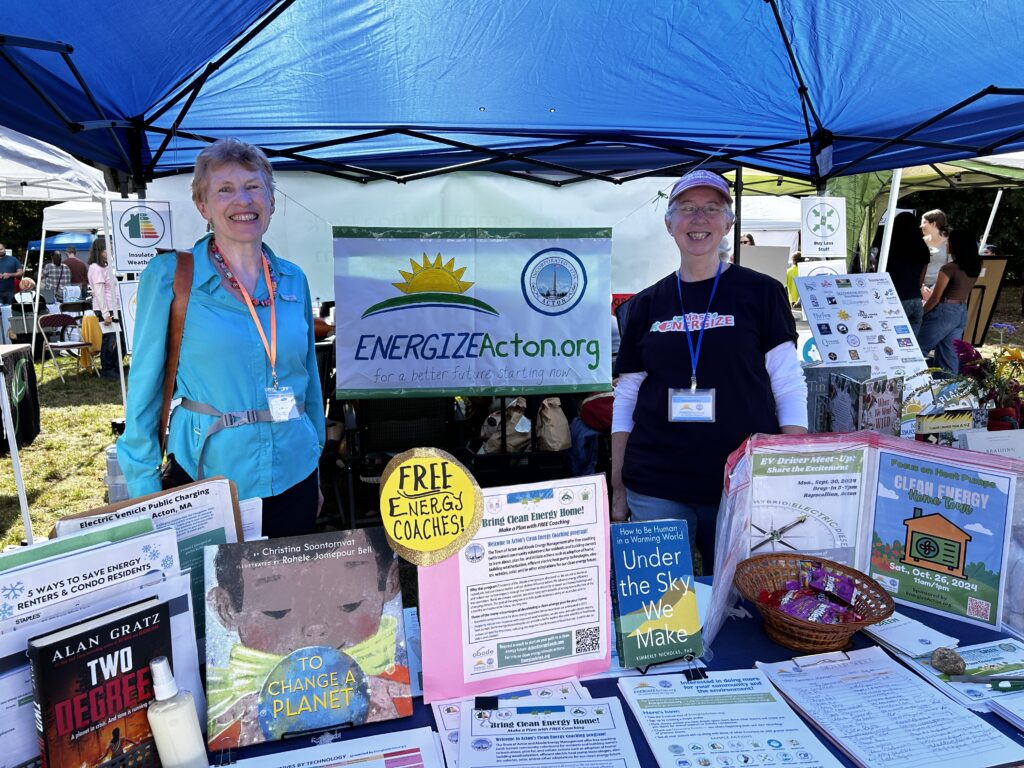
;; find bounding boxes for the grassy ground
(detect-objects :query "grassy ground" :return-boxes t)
[4,283,1024,548]
[0,365,123,547]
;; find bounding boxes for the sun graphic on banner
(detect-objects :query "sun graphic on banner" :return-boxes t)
[362,252,498,318]
[393,254,474,294]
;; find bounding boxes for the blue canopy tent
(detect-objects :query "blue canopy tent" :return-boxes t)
[1,1,1022,187]
[26,231,94,253]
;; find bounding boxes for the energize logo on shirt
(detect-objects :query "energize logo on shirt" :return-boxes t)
[650,312,735,332]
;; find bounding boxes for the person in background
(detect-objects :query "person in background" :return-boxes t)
[41,250,72,301]
[920,209,950,291]
[0,243,25,305]
[739,233,755,246]
[119,137,325,538]
[63,244,88,291]
[13,276,35,305]
[885,211,931,337]
[612,170,807,573]
[88,238,120,380]
[917,229,981,374]
[785,251,803,307]
[982,243,1000,258]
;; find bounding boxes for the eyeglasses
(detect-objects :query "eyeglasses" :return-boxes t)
[739,238,751,245]
[670,203,726,218]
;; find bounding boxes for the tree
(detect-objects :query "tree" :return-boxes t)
[0,201,48,270]
[902,187,1024,281]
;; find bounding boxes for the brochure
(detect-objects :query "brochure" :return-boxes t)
[619,670,843,768]
[226,726,444,768]
[457,696,640,768]
[827,373,902,435]
[904,637,1024,711]
[0,527,180,630]
[0,517,154,573]
[861,610,960,657]
[757,646,1024,768]
[419,475,610,702]
[431,676,590,768]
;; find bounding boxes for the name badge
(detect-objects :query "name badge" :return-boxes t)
[266,386,300,422]
[668,388,715,423]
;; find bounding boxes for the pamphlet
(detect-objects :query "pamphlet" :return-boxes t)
[226,726,444,768]
[827,373,902,435]
[963,428,1024,459]
[905,637,1024,711]
[431,676,590,768]
[757,646,1024,768]
[861,610,960,657]
[619,670,843,768]
[0,517,154,573]
[458,696,640,768]
[419,475,610,701]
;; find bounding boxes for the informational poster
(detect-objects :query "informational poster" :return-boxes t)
[418,475,610,702]
[116,279,139,353]
[619,670,843,768]
[796,272,930,435]
[458,697,640,768]
[748,444,870,566]
[871,449,1013,627]
[334,227,611,397]
[800,196,847,258]
[109,200,172,273]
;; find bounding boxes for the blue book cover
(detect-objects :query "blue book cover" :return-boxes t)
[611,520,703,668]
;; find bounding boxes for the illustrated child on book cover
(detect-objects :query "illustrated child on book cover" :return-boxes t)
[204,528,412,748]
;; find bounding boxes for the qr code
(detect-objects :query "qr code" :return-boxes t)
[574,626,601,654]
[967,597,991,622]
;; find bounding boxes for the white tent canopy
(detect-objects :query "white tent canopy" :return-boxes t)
[41,200,108,233]
[0,124,107,202]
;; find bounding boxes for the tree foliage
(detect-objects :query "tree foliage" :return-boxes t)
[0,200,48,269]
[902,187,1024,281]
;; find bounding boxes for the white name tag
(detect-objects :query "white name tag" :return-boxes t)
[668,388,716,423]
[266,386,300,422]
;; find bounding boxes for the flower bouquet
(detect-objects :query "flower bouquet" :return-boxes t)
[953,332,1024,430]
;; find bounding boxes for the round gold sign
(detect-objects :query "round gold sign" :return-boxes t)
[379,447,483,566]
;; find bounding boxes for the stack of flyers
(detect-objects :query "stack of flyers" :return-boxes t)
[863,611,960,657]
[900,637,1024,712]
[989,691,1024,731]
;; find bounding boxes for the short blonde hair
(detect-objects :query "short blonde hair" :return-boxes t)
[191,138,275,204]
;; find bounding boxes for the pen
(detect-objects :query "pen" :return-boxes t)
[947,675,1024,690]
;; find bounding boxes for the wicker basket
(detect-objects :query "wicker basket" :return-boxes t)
[733,554,895,653]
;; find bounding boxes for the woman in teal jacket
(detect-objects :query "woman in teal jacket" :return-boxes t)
[119,138,325,537]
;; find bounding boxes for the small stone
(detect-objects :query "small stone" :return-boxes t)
[930,647,966,675]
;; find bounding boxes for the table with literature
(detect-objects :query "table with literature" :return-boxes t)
[218,581,1024,768]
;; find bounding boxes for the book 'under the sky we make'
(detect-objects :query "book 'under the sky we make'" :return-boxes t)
[611,520,703,669]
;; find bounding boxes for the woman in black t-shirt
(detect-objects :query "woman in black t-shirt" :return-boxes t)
[611,171,808,573]
[884,211,931,337]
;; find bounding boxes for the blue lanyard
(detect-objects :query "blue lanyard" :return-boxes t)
[675,260,723,391]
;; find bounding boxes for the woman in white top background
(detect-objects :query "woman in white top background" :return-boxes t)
[921,208,950,292]
[88,237,120,380]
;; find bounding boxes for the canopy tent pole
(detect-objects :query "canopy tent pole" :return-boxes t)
[980,188,1005,251]
[29,224,47,357]
[877,168,903,272]
[733,167,743,265]
[0,367,34,544]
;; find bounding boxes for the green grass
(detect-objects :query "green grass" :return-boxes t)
[0,363,123,546]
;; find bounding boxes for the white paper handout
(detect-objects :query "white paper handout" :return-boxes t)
[904,637,1024,711]
[432,676,590,768]
[619,670,843,768]
[757,646,1024,768]
[862,610,960,657]
[226,726,443,768]
[458,696,640,768]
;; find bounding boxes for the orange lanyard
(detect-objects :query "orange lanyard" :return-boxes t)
[222,252,279,388]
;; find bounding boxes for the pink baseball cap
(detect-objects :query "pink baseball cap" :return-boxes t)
[668,170,733,205]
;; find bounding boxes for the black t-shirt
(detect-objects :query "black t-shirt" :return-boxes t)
[617,265,796,504]
[887,259,925,301]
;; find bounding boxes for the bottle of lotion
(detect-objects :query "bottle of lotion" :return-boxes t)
[147,656,208,768]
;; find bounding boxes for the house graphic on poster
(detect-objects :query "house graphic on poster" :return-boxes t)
[901,507,971,577]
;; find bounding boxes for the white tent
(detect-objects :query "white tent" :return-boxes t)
[41,200,107,232]
[0,126,108,544]
[0,125,107,202]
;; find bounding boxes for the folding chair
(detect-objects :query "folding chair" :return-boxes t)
[38,313,97,382]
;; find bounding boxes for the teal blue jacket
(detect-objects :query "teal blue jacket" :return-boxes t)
[119,234,325,499]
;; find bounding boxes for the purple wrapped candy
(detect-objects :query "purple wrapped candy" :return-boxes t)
[809,568,857,604]
[780,595,843,624]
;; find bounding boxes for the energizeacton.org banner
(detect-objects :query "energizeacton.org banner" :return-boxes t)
[334,227,611,397]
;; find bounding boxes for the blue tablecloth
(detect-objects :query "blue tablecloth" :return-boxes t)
[220,591,1024,767]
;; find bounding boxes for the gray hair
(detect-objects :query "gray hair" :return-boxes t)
[191,138,275,204]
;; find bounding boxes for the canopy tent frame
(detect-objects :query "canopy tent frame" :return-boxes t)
[3,0,1024,189]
